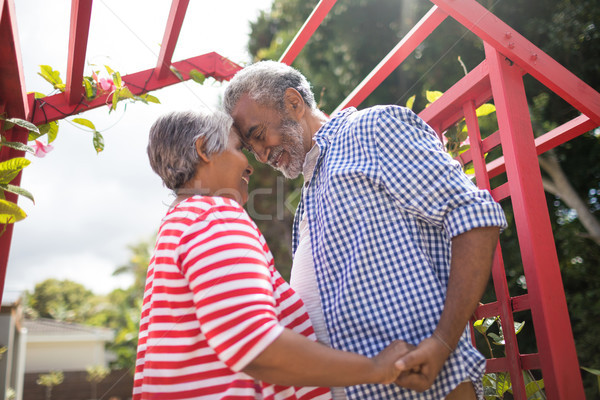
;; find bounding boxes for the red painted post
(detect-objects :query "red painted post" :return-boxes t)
[279,0,338,66]
[485,42,584,399]
[334,6,447,113]
[65,0,93,105]
[155,0,190,79]
[0,0,31,304]
[464,100,527,397]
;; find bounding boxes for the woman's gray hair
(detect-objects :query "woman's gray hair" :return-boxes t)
[147,110,232,191]
[223,60,316,114]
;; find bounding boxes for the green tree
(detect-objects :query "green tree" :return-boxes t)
[25,279,96,322]
[36,371,63,400]
[86,365,110,400]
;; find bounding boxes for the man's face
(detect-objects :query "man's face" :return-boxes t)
[230,94,306,179]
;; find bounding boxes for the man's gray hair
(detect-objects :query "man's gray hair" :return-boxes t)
[223,60,316,114]
[147,110,231,191]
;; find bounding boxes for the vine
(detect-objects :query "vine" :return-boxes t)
[0,63,205,234]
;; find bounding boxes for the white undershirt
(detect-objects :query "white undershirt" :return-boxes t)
[290,145,347,400]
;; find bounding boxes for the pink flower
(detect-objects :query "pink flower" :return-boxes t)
[92,71,99,83]
[99,77,116,92]
[32,140,54,158]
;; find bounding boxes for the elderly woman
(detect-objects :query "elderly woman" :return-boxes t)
[132,110,411,400]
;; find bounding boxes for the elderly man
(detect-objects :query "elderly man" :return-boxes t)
[224,61,506,400]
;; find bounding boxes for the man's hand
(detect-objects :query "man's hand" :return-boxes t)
[371,340,416,384]
[393,336,452,392]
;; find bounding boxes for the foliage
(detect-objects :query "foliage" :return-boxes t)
[0,63,165,235]
[86,365,110,400]
[36,371,64,400]
[25,279,95,322]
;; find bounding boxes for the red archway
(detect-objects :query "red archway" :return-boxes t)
[1,0,598,398]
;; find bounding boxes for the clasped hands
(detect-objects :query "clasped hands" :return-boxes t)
[373,335,453,392]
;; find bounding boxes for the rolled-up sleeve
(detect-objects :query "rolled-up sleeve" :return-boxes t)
[369,106,507,237]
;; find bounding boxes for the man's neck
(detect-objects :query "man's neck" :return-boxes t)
[306,109,330,148]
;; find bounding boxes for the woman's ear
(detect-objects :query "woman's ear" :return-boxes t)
[195,138,211,163]
[284,87,305,120]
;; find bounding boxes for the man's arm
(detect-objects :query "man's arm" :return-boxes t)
[395,225,499,392]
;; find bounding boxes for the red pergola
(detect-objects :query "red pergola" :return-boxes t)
[1,0,599,398]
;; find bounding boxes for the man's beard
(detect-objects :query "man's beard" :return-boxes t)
[268,117,306,179]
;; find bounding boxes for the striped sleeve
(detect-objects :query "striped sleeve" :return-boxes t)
[176,203,284,372]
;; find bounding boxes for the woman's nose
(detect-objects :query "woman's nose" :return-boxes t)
[246,163,254,176]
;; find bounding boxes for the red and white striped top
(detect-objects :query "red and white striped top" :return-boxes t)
[133,196,331,400]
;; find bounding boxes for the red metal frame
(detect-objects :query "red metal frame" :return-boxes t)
[65,0,93,105]
[27,52,241,125]
[0,0,31,301]
[1,0,598,397]
[155,0,190,80]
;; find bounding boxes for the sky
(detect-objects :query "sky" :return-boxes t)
[4,0,274,297]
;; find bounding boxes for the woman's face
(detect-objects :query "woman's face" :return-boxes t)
[209,128,253,205]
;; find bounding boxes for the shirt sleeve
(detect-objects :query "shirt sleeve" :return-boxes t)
[367,105,507,238]
[176,204,284,372]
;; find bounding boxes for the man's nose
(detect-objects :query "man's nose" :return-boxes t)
[254,146,269,164]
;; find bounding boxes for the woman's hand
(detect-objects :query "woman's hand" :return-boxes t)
[371,340,416,384]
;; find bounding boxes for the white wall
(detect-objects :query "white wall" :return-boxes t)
[25,340,108,373]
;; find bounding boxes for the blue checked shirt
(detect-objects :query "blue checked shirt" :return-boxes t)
[292,106,507,400]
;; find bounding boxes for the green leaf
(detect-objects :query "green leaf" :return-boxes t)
[426,90,443,104]
[138,93,160,104]
[487,332,504,345]
[476,103,496,117]
[38,65,64,91]
[2,117,40,134]
[405,94,416,110]
[93,131,105,154]
[83,77,95,99]
[0,184,34,204]
[72,118,96,131]
[514,321,525,335]
[105,65,115,76]
[189,69,206,85]
[31,92,46,99]
[170,66,184,81]
[0,158,31,184]
[37,121,59,143]
[0,198,27,224]
[496,372,511,396]
[0,141,34,154]
[113,71,122,88]
[581,367,600,391]
[474,317,497,335]
[118,87,134,100]
[524,379,545,398]
[111,91,119,112]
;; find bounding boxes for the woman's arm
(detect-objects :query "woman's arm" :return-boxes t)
[243,328,413,387]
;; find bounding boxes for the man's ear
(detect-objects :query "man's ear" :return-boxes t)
[195,138,211,163]
[284,87,305,119]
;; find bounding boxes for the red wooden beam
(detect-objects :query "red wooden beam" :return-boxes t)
[28,52,242,125]
[155,0,190,80]
[65,0,93,105]
[334,6,447,114]
[279,0,338,66]
[0,0,31,303]
[431,0,600,125]
[486,42,584,399]
[484,115,595,180]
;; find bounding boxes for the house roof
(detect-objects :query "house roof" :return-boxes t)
[24,318,114,342]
